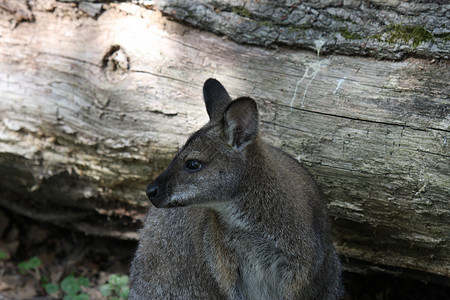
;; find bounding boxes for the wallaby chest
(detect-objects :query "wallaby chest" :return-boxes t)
[234,235,288,300]
[203,209,289,300]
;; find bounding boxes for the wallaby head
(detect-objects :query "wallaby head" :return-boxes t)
[146,78,259,208]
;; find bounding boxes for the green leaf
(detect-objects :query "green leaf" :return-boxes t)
[40,276,49,285]
[108,274,129,287]
[116,275,129,287]
[119,285,130,299]
[18,257,41,273]
[44,283,59,294]
[77,276,90,287]
[99,284,112,297]
[0,250,7,260]
[61,275,81,295]
[108,274,120,286]
[27,257,42,268]
[74,293,89,300]
[63,293,89,300]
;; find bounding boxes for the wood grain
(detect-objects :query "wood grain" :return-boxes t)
[0,1,448,279]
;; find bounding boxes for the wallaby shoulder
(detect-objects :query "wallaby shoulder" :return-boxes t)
[266,144,323,196]
[263,143,334,245]
[241,140,326,221]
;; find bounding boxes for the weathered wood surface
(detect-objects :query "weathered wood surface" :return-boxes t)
[0,1,449,280]
[155,0,450,60]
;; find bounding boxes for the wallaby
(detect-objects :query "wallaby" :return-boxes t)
[130,79,343,299]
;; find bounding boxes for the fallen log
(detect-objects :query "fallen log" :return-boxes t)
[0,0,448,282]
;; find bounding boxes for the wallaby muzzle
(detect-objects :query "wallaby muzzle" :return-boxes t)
[146,168,171,208]
[146,183,164,208]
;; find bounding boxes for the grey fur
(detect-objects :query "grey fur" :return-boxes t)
[130,79,343,299]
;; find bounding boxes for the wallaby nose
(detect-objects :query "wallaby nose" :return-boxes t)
[146,184,158,200]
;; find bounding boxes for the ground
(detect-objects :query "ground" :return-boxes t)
[0,208,133,299]
[0,207,449,299]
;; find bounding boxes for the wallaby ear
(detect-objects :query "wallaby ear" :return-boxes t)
[203,78,232,121]
[223,97,259,151]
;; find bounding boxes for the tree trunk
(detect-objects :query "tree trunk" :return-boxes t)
[0,0,448,282]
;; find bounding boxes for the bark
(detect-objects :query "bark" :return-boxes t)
[155,0,450,60]
[0,0,449,282]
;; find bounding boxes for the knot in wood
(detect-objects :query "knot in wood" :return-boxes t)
[101,45,130,83]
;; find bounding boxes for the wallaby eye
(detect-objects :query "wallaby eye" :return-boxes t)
[184,159,203,172]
